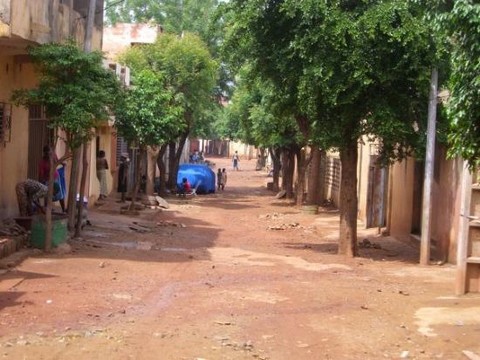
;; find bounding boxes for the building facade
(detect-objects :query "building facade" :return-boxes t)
[0,0,104,219]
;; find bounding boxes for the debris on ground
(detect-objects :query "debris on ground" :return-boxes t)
[275,190,287,199]
[267,223,300,230]
[463,350,480,360]
[129,226,149,233]
[0,219,28,236]
[156,221,187,228]
[358,238,382,249]
[0,219,29,259]
[259,212,284,220]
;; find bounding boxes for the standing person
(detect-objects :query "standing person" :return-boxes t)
[15,179,49,216]
[232,151,240,171]
[96,150,109,200]
[117,153,130,202]
[217,168,223,191]
[38,146,66,212]
[221,168,227,190]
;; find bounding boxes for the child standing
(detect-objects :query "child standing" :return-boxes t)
[221,168,227,190]
[217,168,223,191]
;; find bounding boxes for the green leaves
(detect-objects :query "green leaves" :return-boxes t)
[440,1,480,168]
[11,40,122,150]
[220,0,434,161]
[117,32,218,149]
[115,70,183,148]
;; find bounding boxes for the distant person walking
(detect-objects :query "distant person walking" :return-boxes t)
[217,168,223,191]
[232,151,240,171]
[96,150,109,200]
[221,168,227,190]
[117,153,130,202]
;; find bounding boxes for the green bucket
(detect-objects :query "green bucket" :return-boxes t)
[301,205,318,215]
[31,215,68,249]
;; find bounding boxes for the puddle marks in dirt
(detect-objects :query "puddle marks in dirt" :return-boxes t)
[208,247,351,272]
[219,289,289,304]
[415,306,480,337]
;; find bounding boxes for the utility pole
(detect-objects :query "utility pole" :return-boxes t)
[420,68,438,265]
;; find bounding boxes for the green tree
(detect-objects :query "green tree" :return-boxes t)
[222,69,303,193]
[115,69,183,209]
[439,1,480,168]
[221,0,435,256]
[147,33,218,189]
[12,41,121,249]
[105,0,220,42]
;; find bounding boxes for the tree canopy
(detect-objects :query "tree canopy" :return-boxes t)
[115,69,182,147]
[440,1,480,168]
[105,0,221,42]
[219,0,436,256]
[12,40,121,151]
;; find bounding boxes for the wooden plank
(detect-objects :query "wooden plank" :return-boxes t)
[456,163,472,295]
[466,257,480,264]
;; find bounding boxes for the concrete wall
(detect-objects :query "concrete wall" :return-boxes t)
[386,149,463,263]
[0,0,104,219]
[323,152,341,207]
[103,23,162,60]
[229,141,255,161]
[357,138,371,225]
[430,148,463,262]
[9,0,102,50]
[388,158,415,236]
[0,58,35,218]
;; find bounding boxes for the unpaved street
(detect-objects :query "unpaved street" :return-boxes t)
[1,157,479,360]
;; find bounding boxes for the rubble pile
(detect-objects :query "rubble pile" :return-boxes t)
[0,219,29,259]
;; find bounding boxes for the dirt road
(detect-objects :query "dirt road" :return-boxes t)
[1,157,479,360]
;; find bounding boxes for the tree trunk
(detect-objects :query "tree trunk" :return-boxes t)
[339,141,358,257]
[74,142,89,238]
[270,147,281,192]
[67,147,81,231]
[129,147,146,211]
[166,142,177,190]
[167,131,189,190]
[44,151,56,251]
[295,146,313,206]
[256,147,266,170]
[156,144,168,196]
[306,145,322,205]
[146,147,159,195]
[281,147,295,199]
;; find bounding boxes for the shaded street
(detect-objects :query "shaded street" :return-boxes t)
[0,157,479,360]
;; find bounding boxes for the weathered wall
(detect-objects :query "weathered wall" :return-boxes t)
[0,58,36,218]
[324,153,341,207]
[388,158,415,236]
[9,0,102,51]
[0,0,105,219]
[430,147,463,262]
[357,138,371,226]
[103,23,161,60]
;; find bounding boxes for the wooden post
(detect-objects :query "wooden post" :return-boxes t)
[456,162,472,295]
[420,68,438,265]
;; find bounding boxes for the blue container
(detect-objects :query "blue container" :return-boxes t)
[177,164,216,194]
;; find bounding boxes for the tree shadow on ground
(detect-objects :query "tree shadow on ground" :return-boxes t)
[0,291,27,312]
[69,207,220,264]
[0,270,57,311]
[282,235,421,264]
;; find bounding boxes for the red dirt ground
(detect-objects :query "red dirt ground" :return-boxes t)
[0,157,479,360]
